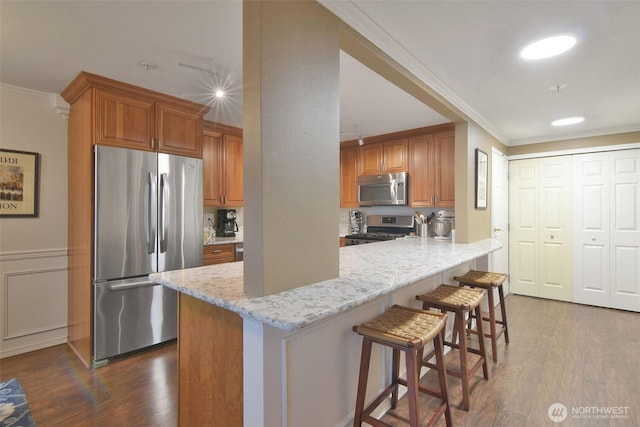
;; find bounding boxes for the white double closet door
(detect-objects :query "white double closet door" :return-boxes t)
[509,156,573,302]
[573,149,640,312]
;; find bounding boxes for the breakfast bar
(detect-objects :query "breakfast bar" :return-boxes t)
[150,237,502,426]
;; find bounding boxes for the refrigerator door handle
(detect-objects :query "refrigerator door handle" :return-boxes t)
[160,173,168,253]
[148,172,157,254]
[109,280,157,291]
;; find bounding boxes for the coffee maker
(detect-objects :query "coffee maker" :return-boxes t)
[216,209,239,237]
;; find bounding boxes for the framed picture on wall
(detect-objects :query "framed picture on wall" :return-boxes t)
[0,149,40,217]
[475,148,488,210]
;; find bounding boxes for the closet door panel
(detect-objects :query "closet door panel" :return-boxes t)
[509,159,539,297]
[573,153,610,306]
[610,150,640,311]
[539,156,573,301]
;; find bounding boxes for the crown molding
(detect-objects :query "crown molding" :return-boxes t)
[1,82,70,119]
[320,0,506,144]
[52,94,70,120]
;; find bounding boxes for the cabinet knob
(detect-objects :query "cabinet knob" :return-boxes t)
[550,235,555,239]
[592,236,596,241]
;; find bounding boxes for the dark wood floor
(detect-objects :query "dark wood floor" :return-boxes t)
[0,341,177,426]
[1,295,639,426]
[380,295,640,427]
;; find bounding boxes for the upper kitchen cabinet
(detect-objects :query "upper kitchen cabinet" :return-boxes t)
[62,71,209,158]
[95,89,155,151]
[359,139,408,175]
[409,126,455,208]
[340,144,359,208]
[203,121,243,207]
[156,103,203,158]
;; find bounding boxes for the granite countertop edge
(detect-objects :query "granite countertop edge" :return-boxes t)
[150,238,502,332]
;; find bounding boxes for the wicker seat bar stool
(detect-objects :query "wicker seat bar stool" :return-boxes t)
[454,270,509,362]
[416,285,489,411]
[352,305,452,427]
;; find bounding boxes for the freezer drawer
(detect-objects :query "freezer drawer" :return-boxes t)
[94,279,177,362]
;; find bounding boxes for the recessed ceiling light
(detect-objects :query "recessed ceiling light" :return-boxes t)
[551,116,585,126]
[214,89,225,99]
[520,35,577,60]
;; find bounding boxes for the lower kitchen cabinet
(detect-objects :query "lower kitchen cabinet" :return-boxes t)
[203,244,236,265]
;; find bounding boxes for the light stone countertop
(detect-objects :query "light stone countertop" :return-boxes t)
[150,237,502,331]
[203,228,243,245]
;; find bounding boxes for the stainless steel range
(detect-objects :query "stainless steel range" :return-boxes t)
[344,215,414,245]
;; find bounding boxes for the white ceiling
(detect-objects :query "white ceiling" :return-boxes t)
[2,1,639,146]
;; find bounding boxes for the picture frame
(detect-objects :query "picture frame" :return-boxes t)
[0,149,40,217]
[475,148,488,210]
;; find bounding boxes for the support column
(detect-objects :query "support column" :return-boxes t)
[243,0,340,296]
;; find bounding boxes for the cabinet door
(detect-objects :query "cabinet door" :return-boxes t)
[223,134,244,206]
[156,103,202,158]
[360,143,383,175]
[203,130,224,207]
[340,146,359,208]
[408,134,436,207]
[382,139,408,173]
[434,132,455,207]
[95,89,155,151]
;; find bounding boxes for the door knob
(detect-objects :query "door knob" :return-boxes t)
[494,228,502,232]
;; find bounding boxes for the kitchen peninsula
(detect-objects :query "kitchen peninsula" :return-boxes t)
[150,237,502,426]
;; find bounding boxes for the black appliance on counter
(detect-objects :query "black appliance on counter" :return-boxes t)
[344,214,414,245]
[216,209,239,237]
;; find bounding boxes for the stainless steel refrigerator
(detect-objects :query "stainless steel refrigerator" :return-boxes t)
[93,145,202,364]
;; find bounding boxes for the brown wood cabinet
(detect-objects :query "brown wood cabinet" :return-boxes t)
[156,103,202,158]
[95,89,155,151]
[203,244,236,265]
[61,71,209,368]
[409,129,455,208]
[178,294,242,426]
[340,145,359,208]
[339,124,455,209]
[64,71,207,158]
[359,138,408,175]
[203,121,243,207]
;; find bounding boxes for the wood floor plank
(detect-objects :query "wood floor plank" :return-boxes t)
[380,295,640,427]
[1,295,639,426]
[0,341,177,426]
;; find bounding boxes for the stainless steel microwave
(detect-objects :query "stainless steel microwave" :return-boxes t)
[357,172,407,206]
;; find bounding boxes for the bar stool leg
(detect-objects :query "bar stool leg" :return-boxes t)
[353,338,372,427]
[455,310,472,411]
[486,287,498,362]
[475,304,489,380]
[405,348,420,427]
[499,286,510,343]
[391,348,400,409]
[433,330,453,427]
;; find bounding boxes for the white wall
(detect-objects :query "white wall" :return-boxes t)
[0,83,69,358]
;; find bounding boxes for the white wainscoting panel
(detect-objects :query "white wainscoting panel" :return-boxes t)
[0,249,68,358]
